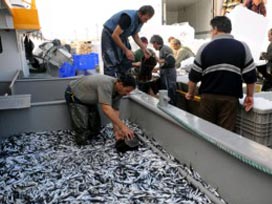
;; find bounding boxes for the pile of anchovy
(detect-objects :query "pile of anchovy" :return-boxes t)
[0,122,226,204]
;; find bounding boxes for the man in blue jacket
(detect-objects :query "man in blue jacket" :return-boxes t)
[102,5,154,77]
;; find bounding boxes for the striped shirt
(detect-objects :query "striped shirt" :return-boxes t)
[189,34,257,98]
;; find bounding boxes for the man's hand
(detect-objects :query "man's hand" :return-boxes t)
[152,67,159,73]
[114,130,124,140]
[185,92,194,100]
[121,125,134,140]
[243,96,254,112]
[143,48,151,59]
[114,127,134,140]
[125,50,135,61]
[132,61,141,68]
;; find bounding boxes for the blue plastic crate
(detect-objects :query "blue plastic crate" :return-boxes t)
[73,53,99,70]
[59,62,76,78]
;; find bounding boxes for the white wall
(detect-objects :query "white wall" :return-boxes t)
[165,0,213,39]
[166,10,179,25]
[178,0,213,38]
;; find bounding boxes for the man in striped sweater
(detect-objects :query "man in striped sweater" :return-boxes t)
[186,16,257,131]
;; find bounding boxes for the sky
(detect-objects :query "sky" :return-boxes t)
[34,0,272,59]
[35,0,161,41]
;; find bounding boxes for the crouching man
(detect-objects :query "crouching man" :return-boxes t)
[65,74,136,146]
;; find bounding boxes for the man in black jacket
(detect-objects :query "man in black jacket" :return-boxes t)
[186,16,256,131]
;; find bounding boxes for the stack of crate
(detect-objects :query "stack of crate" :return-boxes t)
[235,92,272,146]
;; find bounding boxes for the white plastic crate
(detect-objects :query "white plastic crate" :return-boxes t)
[254,91,272,100]
[236,119,272,137]
[235,126,271,146]
[236,93,272,146]
[237,106,272,124]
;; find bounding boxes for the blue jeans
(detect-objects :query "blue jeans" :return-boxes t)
[160,68,177,105]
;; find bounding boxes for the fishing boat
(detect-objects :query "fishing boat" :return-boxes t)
[1,1,272,204]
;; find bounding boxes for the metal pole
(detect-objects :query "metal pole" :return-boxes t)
[162,0,167,25]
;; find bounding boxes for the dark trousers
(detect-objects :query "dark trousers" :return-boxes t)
[257,64,272,91]
[199,94,238,131]
[101,28,132,77]
[65,87,101,144]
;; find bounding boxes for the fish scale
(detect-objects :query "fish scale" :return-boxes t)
[0,121,226,204]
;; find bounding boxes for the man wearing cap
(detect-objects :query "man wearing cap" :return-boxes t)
[65,74,136,147]
[102,5,154,77]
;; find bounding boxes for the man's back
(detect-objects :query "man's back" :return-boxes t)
[190,34,256,98]
[186,16,257,131]
[70,75,117,105]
